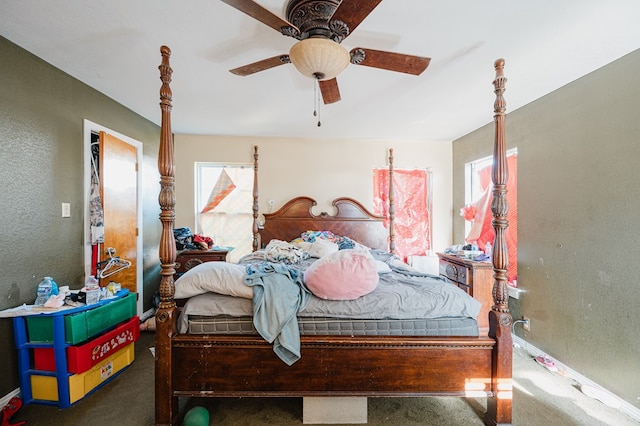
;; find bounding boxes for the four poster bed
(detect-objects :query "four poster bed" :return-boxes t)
[154,45,513,425]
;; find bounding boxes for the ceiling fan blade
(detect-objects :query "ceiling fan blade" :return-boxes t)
[221,0,298,33]
[350,47,430,75]
[229,55,290,76]
[319,78,341,104]
[330,0,383,37]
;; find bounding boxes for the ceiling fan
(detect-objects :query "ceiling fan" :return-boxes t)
[221,0,431,104]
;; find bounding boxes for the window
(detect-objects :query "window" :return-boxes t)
[462,149,518,285]
[195,163,254,263]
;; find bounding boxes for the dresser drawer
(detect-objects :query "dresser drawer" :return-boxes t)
[455,282,471,295]
[437,253,493,336]
[439,259,471,286]
[175,249,229,277]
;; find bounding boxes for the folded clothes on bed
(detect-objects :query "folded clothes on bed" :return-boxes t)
[264,239,309,264]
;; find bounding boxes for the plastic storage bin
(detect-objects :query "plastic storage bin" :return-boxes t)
[12,289,136,408]
[25,292,136,344]
[33,315,140,373]
[30,343,135,403]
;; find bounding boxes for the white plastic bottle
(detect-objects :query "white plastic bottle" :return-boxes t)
[35,277,58,306]
[35,277,52,305]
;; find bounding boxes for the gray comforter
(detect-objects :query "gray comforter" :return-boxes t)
[178,251,481,330]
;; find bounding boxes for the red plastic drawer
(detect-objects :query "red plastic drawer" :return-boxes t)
[34,316,139,373]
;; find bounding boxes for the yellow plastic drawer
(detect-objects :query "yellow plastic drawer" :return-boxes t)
[30,342,135,403]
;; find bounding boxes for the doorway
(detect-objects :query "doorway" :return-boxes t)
[83,120,144,316]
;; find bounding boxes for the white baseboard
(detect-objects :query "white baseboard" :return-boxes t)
[0,388,20,409]
[512,334,640,422]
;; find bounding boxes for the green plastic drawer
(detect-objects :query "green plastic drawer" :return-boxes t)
[26,292,136,344]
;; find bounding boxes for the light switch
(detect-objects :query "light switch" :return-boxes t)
[62,202,71,218]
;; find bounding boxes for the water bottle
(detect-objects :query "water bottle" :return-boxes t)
[485,242,493,257]
[34,277,58,306]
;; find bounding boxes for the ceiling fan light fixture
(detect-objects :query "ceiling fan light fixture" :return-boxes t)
[289,38,350,81]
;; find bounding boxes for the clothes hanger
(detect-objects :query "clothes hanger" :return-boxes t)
[90,141,100,185]
[96,247,131,279]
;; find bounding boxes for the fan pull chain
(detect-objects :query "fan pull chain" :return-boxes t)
[313,76,321,127]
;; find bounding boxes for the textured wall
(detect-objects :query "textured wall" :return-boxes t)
[173,135,454,255]
[0,36,161,396]
[453,50,640,408]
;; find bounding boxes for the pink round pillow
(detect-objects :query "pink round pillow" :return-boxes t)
[303,249,379,300]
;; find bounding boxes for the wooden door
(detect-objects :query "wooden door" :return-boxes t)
[99,131,138,292]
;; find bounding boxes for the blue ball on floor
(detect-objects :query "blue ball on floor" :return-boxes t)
[183,406,209,426]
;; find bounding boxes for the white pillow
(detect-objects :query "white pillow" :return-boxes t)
[375,260,392,274]
[174,262,253,299]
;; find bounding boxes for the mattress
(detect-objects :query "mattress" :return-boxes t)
[186,314,478,336]
[176,249,482,339]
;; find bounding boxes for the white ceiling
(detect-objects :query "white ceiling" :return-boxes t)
[1,1,639,142]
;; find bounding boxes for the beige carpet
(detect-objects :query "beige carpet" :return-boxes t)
[11,331,639,425]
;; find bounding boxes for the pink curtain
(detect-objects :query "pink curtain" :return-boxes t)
[373,169,430,261]
[463,155,518,283]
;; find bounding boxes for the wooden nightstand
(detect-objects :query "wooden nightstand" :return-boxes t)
[174,249,229,279]
[437,252,493,336]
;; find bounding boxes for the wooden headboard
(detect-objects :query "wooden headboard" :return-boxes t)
[259,196,389,251]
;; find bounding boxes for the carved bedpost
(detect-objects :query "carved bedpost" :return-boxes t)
[491,59,510,314]
[388,148,395,254]
[156,45,178,426]
[486,58,513,426]
[157,46,177,309]
[252,145,260,252]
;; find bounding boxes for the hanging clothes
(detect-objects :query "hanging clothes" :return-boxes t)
[89,142,104,244]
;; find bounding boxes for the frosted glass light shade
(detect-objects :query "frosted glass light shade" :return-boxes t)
[289,38,350,81]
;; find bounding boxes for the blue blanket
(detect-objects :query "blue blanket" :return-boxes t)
[244,262,311,365]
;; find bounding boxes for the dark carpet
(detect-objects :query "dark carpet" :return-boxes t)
[11,331,638,425]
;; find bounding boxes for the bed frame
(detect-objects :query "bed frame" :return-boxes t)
[154,46,513,425]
